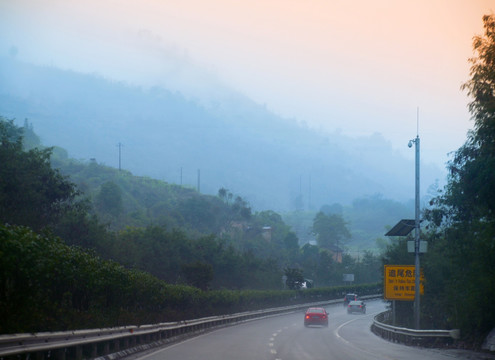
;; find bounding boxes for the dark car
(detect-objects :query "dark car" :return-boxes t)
[343,293,358,306]
[304,307,329,327]
[347,300,366,314]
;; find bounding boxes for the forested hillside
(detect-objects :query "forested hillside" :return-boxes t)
[20,118,411,253]
[0,56,443,211]
[1,117,383,290]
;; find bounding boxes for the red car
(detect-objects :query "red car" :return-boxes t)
[304,307,329,327]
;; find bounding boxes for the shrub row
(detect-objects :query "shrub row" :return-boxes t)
[0,224,380,334]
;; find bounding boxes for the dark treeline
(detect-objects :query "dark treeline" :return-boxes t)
[382,15,495,347]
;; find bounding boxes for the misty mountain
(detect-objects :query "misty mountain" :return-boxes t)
[0,57,443,211]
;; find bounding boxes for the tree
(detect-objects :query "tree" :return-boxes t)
[178,196,223,233]
[449,14,495,223]
[21,119,41,150]
[354,250,381,284]
[311,211,350,250]
[320,203,343,216]
[0,117,80,231]
[54,199,111,250]
[95,181,123,217]
[181,261,214,290]
[218,187,228,201]
[314,250,337,286]
[298,243,319,281]
[232,195,251,219]
[284,267,304,290]
[442,14,495,337]
[421,14,495,339]
[283,231,299,249]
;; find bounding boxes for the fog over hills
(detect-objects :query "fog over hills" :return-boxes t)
[0,57,444,211]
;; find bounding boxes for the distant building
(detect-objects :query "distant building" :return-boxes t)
[328,244,343,263]
[261,226,272,242]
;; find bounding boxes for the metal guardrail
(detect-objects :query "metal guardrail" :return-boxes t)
[0,295,381,360]
[371,310,460,346]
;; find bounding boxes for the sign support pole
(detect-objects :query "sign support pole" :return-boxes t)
[393,300,396,326]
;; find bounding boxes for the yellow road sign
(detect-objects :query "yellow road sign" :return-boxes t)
[384,265,424,301]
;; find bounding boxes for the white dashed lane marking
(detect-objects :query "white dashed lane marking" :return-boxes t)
[269,329,285,359]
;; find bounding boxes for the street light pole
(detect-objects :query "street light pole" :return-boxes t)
[414,134,420,329]
[408,133,421,329]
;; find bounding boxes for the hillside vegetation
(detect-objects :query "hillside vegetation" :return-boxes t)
[0,116,384,333]
[2,116,385,286]
[0,56,443,211]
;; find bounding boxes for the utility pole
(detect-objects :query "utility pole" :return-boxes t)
[299,174,302,196]
[197,169,200,193]
[117,142,123,171]
[308,174,312,210]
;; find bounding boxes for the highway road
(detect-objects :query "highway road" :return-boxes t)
[134,299,494,360]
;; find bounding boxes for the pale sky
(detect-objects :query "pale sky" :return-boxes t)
[1,0,494,169]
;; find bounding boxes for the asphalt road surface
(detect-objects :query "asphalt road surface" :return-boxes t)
[135,299,495,360]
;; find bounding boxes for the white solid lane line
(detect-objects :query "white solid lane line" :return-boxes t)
[334,311,395,360]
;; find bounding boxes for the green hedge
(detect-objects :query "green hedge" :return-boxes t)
[0,224,380,334]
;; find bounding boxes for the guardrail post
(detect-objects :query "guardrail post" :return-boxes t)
[103,341,110,355]
[90,343,97,358]
[75,345,82,360]
[55,348,66,360]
